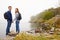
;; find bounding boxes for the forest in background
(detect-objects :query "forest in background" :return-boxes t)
[30,7,60,32]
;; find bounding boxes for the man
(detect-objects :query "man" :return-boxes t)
[6,6,12,35]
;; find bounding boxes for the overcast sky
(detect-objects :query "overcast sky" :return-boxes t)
[0,0,58,22]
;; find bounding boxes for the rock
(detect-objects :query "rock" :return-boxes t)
[1,35,15,40]
[0,31,17,40]
[35,28,41,33]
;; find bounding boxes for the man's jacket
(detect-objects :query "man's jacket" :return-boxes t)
[7,11,12,21]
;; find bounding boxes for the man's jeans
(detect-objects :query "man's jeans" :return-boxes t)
[16,20,20,33]
[6,20,12,35]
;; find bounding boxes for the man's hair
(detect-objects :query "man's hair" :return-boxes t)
[8,6,12,8]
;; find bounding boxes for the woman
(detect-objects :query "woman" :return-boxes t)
[14,8,22,33]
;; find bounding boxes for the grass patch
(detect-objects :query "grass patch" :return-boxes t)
[14,32,60,40]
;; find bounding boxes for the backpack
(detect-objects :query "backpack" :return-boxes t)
[17,13,22,20]
[4,12,8,19]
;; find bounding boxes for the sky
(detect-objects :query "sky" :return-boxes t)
[0,0,58,22]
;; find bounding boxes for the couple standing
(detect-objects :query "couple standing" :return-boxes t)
[4,6,22,35]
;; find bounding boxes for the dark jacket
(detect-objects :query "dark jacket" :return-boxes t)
[7,11,12,21]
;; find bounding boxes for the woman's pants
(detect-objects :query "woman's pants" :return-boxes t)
[16,20,20,33]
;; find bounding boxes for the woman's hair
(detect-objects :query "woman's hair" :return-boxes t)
[15,8,19,13]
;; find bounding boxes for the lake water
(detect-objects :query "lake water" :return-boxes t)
[0,20,31,38]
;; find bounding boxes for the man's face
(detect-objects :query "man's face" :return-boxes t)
[8,6,12,11]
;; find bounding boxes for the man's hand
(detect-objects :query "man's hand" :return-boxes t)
[12,21,14,23]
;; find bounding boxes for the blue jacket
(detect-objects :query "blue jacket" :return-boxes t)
[7,11,12,21]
